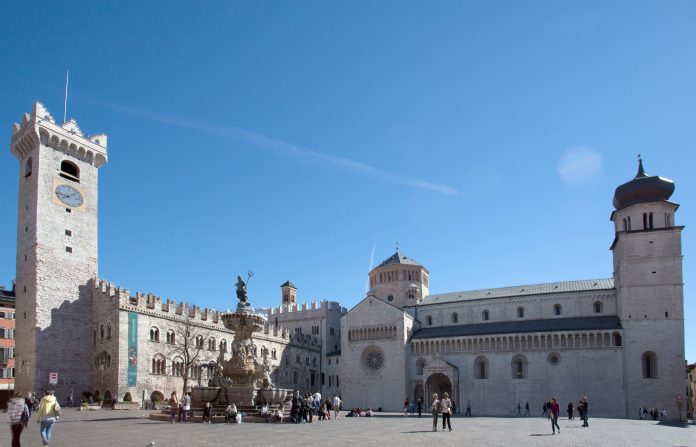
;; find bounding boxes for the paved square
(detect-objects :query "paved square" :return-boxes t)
[2,410,694,447]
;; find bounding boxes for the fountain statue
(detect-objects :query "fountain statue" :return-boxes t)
[190,272,291,410]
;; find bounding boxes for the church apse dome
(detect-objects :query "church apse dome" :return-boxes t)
[612,159,675,210]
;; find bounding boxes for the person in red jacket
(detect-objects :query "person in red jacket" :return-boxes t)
[550,397,561,434]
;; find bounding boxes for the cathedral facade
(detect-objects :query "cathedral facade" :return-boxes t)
[8,102,685,418]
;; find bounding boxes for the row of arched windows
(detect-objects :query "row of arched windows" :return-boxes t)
[425,301,605,326]
[149,327,230,353]
[153,356,203,378]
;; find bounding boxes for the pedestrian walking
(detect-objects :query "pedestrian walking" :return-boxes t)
[332,395,342,420]
[465,400,471,416]
[441,392,453,431]
[549,397,561,434]
[430,393,441,432]
[417,398,422,417]
[581,397,589,427]
[542,401,548,418]
[67,390,73,408]
[36,389,60,446]
[168,392,178,424]
[517,402,522,416]
[524,401,530,416]
[567,402,574,419]
[8,392,30,447]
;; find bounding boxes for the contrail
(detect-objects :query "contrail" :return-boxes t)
[81,97,460,197]
[365,241,376,294]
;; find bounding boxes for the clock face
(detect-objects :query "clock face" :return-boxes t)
[55,184,84,207]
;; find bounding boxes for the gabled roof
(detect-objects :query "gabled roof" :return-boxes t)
[280,281,297,289]
[411,316,622,339]
[376,250,422,268]
[418,278,614,305]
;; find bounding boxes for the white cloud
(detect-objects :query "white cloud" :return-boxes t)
[558,146,603,183]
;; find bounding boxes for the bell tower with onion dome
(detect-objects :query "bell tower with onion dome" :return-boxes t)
[610,158,685,420]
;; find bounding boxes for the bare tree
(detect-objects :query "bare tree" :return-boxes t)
[164,313,211,396]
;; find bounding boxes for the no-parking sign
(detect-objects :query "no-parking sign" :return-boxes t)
[49,372,58,385]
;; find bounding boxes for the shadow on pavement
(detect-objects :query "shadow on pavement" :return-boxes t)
[657,421,691,429]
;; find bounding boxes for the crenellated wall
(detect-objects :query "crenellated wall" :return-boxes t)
[90,277,322,403]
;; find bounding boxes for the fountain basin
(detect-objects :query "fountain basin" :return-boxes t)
[191,386,220,404]
[258,388,289,405]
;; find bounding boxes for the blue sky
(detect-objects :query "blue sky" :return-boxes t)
[0,1,694,362]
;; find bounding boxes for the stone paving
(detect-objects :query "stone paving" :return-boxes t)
[1,410,694,447]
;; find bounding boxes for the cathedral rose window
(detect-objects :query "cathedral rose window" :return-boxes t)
[362,346,385,372]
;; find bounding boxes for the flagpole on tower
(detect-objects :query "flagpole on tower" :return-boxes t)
[63,69,69,123]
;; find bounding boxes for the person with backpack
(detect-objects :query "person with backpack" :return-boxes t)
[430,393,441,432]
[36,390,60,446]
[8,391,30,447]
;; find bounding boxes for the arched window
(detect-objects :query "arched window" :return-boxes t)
[475,356,489,379]
[613,332,622,346]
[195,335,204,349]
[553,304,562,316]
[313,356,317,366]
[452,313,458,324]
[59,160,80,182]
[100,324,105,339]
[24,157,33,177]
[107,323,112,338]
[627,216,631,230]
[296,353,301,364]
[149,327,159,342]
[517,307,524,318]
[151,354,166,375]
[172,357,184,377]
[271,348,277,359]
[252,345,258,356]
[511,354,528,379]
[166,330,175,344]
[482,310,489,321]
[219,339,227,352]
[664,214,671,227]
[426,316,433,326]
[305,355,310,365]
[593,301,603,314]
[622,217,627,231]
[416,358,426,375]
[642,351,658,378]
[208,337,216,351]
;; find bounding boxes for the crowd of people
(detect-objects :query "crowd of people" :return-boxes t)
[639,407,667,420]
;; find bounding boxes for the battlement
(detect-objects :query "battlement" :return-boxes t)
[269,300,347,316]
[91,277,316,345]
[10,101,107,167]
[93,277,227,324]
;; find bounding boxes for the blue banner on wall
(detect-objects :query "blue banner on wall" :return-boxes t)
[127,312,138,386]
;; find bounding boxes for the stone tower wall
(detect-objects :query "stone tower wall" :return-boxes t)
[10,102,107,397]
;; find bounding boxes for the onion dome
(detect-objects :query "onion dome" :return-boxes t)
[612,158,674,210]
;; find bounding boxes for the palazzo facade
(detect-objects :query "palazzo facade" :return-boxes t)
[8,102,685,419]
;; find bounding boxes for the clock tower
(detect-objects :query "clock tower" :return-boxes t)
[10,102,108,397]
